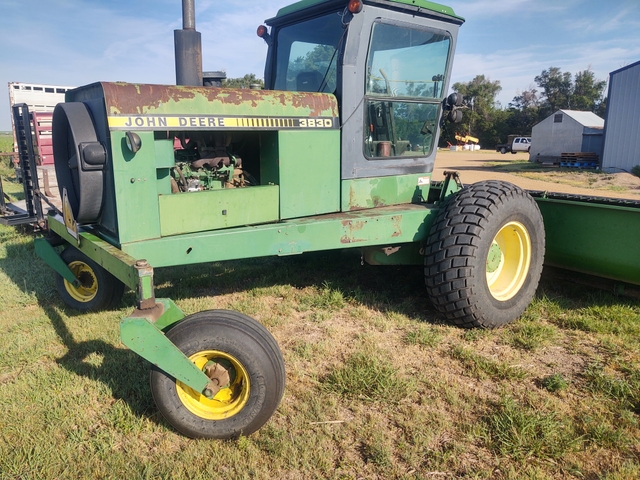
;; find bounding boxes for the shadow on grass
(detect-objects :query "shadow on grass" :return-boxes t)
[151,248,440,322]
[1,237,156,419]
[43,304,156,418]
[1,236,443,424]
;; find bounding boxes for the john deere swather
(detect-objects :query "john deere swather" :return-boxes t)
[32,0,558,438]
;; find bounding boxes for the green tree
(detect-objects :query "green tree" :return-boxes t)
[449,75,502,147]
[506,87,541,135]
[535,67,573,115]
[571,69,607,112]
[222,74,264,89]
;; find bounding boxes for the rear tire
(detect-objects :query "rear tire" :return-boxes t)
[150,310,286,439]
[424,180,544,328]
[55,247,124,311]
[500,147,507,154]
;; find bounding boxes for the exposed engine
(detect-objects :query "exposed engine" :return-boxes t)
[171,131,257,193]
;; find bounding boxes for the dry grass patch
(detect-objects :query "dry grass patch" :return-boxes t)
[1,227,640,478]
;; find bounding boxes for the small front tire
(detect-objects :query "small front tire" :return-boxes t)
[150,310,286,439]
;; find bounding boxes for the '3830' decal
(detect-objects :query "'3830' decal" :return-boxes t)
[107,114,339,131]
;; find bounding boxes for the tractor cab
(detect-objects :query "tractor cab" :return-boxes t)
[261,0,464,184]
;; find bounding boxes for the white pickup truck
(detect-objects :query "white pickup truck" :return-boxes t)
[496,135,531,154]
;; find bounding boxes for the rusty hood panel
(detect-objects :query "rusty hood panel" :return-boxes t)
[95,82,339,130]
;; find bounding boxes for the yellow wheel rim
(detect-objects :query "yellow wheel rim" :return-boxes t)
[485,221,531,301]
[63,261,98,303]
[176,350,250,420]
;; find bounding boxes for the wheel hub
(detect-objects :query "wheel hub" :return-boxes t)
[176,350,250,420]
[486,242,502,273]
[485,221,531,301]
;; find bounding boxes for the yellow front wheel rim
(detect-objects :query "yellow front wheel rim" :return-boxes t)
[176,350,250,420]
[63,261,98,303]
[486,221,531,301]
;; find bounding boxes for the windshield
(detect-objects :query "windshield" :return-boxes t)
[273,12,345,93]
[364,22,451,159]
[366,22,451,99]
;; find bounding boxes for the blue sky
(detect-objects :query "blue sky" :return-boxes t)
[1,0,639,131]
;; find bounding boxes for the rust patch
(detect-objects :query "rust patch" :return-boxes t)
[341,219,367,244]
[103,82,197,115]
[371,196,387,208]
[290,92,339,117]
[102,82,339,117]
[391,215,402,237]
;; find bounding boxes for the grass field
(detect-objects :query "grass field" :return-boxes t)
[0,218,639,479]
[0,135,639,477]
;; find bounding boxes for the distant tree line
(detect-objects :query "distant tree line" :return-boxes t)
[222,74,264,89]
[441,67,608,148]
[224,66,607,150]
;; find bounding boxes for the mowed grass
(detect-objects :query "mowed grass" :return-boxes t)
[0,224,639,479]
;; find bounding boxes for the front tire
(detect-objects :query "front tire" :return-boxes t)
[150,310,286,439]
[424,181,544,328]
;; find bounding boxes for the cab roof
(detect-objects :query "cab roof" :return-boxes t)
[267,0,464,25]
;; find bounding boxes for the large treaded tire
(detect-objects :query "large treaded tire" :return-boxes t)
[424,180,544,328]
[150,310,286,439]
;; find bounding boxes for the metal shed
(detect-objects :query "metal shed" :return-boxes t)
[601,60,640,172]
[529,109,604,163]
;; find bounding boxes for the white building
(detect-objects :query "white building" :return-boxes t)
[529,110,604,163]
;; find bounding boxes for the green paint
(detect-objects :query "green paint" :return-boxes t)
[278,130,340,219]
[34,238,79,285]
[158,185,280,236]
[153,298,187,331]
[259,132,280,186]
[121,312,210,394]
[536,198,640,286]
[141,275,153,299]
[46,216,139,289]
[271,0,462,22]
[111,131,162,243]
[342,173,430,211]
[121,203,439,268]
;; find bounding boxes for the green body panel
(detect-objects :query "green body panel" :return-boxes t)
[47,215,140,289]
[121,203,438,268]
[271,0,462,22]
[278,130,340,218]
[34,238,79,285]
[155,138,176,196]
[341,173,431,211]
[120,302,212,394]
[158,185,280,236]
[112,131,162,243]
[536,198,640,286]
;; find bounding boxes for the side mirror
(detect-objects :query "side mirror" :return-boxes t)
[448,109,463,123]
[447,92,463,107]
[442,93,464,124]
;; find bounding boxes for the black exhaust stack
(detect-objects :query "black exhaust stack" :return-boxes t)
[175,0,203,86]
